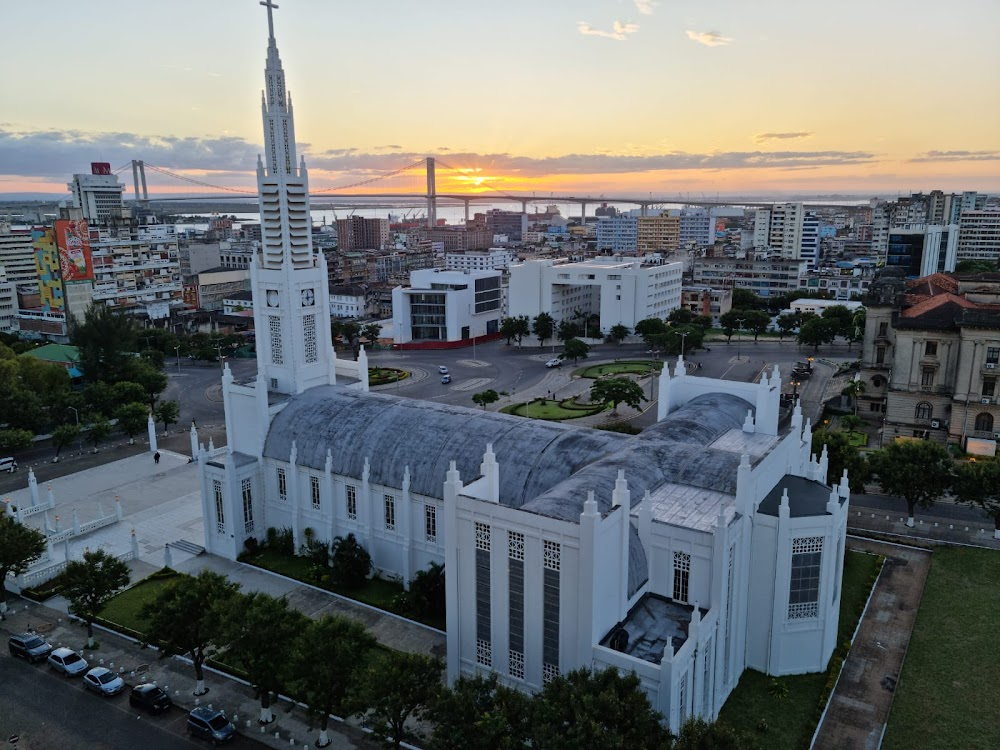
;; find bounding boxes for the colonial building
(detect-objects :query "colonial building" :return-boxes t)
[198,5,851,731]
[860,270,1000,454]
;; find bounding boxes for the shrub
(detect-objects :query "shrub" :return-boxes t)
[301,527,330,568]
[407,562,445,619]
[266,526,295,556]
[243,536,259,557]
[330,533,372,588]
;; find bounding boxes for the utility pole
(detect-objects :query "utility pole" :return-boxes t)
[735,318,746,362]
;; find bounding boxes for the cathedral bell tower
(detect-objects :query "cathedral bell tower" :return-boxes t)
[251,0,336,395]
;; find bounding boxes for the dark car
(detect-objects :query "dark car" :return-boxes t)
[8,633,53,663]
[187,707,236,745]
[129,683,173,714]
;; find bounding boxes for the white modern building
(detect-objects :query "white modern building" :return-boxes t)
[0,224,38,287]
[957,210,1000,264]
[329,285,366,318]
[783,298,864,317]
[197,7,851,732]
[391,268,503,345]
[446,248,516,273]
[508,257,682,333]
[692,258,807,298]
[0,266,16,333]
[679,208,713,249]
[68,168,126,223]
[753,203,821,268]
[596,216,639,254]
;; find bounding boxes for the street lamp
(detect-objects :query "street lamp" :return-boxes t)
[174,345,181,375]
[791,379,800,401]
[735,318,746,362]
[678,331,688,359]
[646,348,662,400]
[68,406,81,451]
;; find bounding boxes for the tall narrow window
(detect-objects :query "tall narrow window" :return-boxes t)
[875,346,886,364]
[269,316,283,365]
[508,531,525,680]
[542,540,560,681]
[213,480,225,534]
[702,636,713,713]
[475,522,491,667]
[924,341,937,356]
[277,468,287,501]
[241,478,254,534]
[983,378,996,398]
[915,402,932,420]
[788,536,823,619]
[673,551,691,603]
[424,504,437,543]
[921,368,935,387]
[310,476,320,510]
[346,485,357,520]
[974,412,994,433]
[678,672,688,725]
[384,494,396,532]
[724,545,735,684]
[302,314,317,363]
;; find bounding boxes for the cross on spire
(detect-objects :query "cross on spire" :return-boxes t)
[260,0,279,42]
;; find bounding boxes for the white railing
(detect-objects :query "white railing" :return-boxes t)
[18,561,68,589]
[117,550,136,563]
[79,513,118,535]
[19,501,55,519]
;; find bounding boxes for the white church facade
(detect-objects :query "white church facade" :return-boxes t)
[198,5,851,734]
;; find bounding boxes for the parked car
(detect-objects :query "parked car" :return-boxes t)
[0,456,17,473]
[47,647,88,677]
[129,683,173,714]
[8,633,52,663]
[545,358,563,368]
[187,707,236,745]
[83,667,125,696]
[441,374,452,384]
[438,366,449,375]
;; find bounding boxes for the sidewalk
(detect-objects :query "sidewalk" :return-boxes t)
[0,599,375,749]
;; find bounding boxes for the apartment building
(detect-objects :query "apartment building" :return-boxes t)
[636,214,680,253]
[336,216,389,251]
[595,215,638,254]
[446,248,516,273]
[89,222,183,313]
[956,211,1000,264]
[680,285,732,326]
[0,224,38,287]
[691,257,806,297]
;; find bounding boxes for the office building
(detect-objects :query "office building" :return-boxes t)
[67,163,126,223]
[691,257,806,297]
[392,268,502,345]
[446,248,516,273]
[956,211,1000,265]
[637,214,681,253]
[596,216,638,254]
[336,216,390,251]
[0,224,39,287]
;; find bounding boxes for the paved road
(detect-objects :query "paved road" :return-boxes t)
[0,653,265,750]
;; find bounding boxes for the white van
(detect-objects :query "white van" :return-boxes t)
[0,457,18,473]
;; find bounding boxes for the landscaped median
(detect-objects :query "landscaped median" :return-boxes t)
[575,359,664,379]
[718,549,883,749]
[368,367,408,387]
[881,547,1000,750]
[500,396,609,421]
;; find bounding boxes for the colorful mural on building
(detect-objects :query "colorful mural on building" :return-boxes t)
[32,227,65,311]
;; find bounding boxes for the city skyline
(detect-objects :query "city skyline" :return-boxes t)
[1,0,998,198]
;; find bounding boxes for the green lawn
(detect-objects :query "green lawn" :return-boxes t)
[576,360,663,378]
[500,397,607,420]
[719,550,882,749]
[846,431,868,447]
[369,367,408,386]
[98,572,182,639]
[882,547,1000,750]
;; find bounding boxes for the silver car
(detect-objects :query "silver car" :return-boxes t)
[83,666,125,696]
[48,647,88,677]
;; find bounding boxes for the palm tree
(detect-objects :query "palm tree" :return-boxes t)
[841,378,866,416]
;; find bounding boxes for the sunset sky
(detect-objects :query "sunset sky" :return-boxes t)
[1,0,998,198]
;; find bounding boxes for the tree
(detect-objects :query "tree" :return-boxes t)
[811,429,869,492]
[529,667,672,750]
[0,513,47,617]
[840,414,863,433]
[71,304,139,382]
[608,324,630,345]
[500,317,520,346]
[294,615,376,747]
[122,360,168,410]
[841,378,866,415]
[362,322,383,345]
[52,423,80,460]
[821,304,855,339]
[115,402,149,444]
[352,652,443,750]
[868,440,953,526]
[590,377,646,414]
[86,418,112,453]
[953,458,1000,539]
[62,548,131,647]
[955,259,999,274]
[532,313,555,347]
[797,317,837,352]
[732,288,765,311]
[0,428,33,451]
[634,317,667,345]
[667,307,695,326]
[428,673,532,750]
[472,389,500,410]
[222,591,307,724]
[154,400,180,433]
[84,381,119,419]
[406,562,446,620]
[140,569,241,695]
[776,313,800,340]
[556,319,582,343]
[743,309,772,341]
[112,381,147,408]
[673,718,760,750]
[563,338,590,364]
[511,315,531,346]
[719,309,754,343]
[330,533,372,588]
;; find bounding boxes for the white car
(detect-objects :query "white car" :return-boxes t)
[545,358,563,368]
[47,647,88,677]
[438,366,449,375]
[83,666,125,696]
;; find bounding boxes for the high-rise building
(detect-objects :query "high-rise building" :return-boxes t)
[88,221,183,314]
[68,164,125,223]
[0,266,16,333]
[0,224,39,287]
[678,208,712,248]
[336,216,389,251]
[885,226,958,277]
[636,214,680,253]
[484,209,526,242]
[752,204,822,268]
[595,215,638,254]
[956,211,1000,265]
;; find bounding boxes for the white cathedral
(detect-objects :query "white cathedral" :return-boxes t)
[198,5,850,732]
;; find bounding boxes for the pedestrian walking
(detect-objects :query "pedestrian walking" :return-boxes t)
[154,451,161,465]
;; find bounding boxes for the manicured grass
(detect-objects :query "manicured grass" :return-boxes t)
[500,397,608,420]
[719,550,881,749]
[369,367,408,386]
[577,360,663,379]
[98,571,182,638]
[846,431,868,447]
[882,547,1000,750]
[245,549,445,630]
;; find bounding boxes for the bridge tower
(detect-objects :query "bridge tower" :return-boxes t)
[426,157,437,228]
